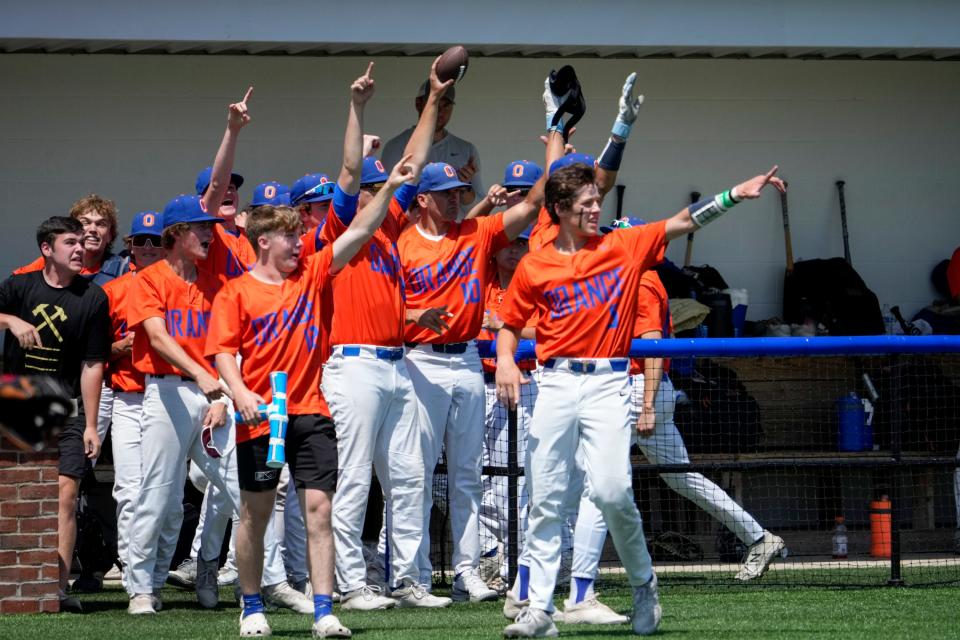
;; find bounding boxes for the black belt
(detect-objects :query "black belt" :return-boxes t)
[152,373,193,382]
[405,342,469,354]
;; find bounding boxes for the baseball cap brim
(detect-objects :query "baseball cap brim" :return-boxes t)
[501,180,536,189]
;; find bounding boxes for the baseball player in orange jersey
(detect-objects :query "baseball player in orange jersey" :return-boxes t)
[100,211,171,597]
[318,60,453,610]
[398,107,547,599]
[496,155,785,636]
[124,88,255,615]
[564,256,785,625]
[207,139,416,636]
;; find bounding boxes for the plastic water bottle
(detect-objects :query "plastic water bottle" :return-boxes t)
[882,304,896,335]
[832,516,848,559]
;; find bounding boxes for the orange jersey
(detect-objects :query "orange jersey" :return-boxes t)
[320,196,411,346]
[527,207,557,253]
[128,260,225,378]
[499,220,668,361]
[206,249,335,442]
[102,272,145,393]
[629,270,673,376]
[198,224,255,279]
[400,214,510,344]
[478,274,536,372]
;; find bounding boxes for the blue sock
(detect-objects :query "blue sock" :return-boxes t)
[242,593,264,618]
[518,565,530,601]
[314,594,333,622]
[574,577,594,604]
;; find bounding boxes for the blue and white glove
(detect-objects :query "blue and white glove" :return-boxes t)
[612,72,643,140]
[544,76,563,132]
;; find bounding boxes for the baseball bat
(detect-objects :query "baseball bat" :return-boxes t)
[836,180,852,264]
[890,306,921,336]
[684,191,701,267]
[780,182,794,274]
[615,184,626,220]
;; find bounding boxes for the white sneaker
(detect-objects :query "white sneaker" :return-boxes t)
[561,595,628,625]
[503,607,558,638]
[503,588,528,620]
[340,585,396,611]
[103,565,123,581]
[240,611,272,637]
[218,565,239,586]
[195,558,219,609]
[312,613,353,638]
[735,531,786,581]
[263,581,313,614]
[631,574,661,635]
[127,594,156,615]
[166,558,197,589]
[452,568,499,602]
[391,582,452,608]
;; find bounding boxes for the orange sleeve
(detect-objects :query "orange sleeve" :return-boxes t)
[127,270,165,330]
[305,243,335,288]
[528,207,557,252]
[13,256,44,275]
[616,220,668,272]
[498,262,538,331]
[319,201,345,247]
[480,212,510,255]
[205,284,243,359]
[634,279,664,336]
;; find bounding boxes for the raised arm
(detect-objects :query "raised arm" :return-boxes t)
[596,72,643,196]
[331,154,416,272]
[201,87,253,214]
[401,57,454,181]
[664,166,786,242]
[337,62,376,197]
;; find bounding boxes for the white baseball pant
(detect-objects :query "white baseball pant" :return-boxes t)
[525,360,653,612]
[126,376,241,595]
[479,375,536,577]
[323,346,425,592]
[404,343,485,582]
[188,453,287,586]
[95,383,114,448]
[571,374,765,580]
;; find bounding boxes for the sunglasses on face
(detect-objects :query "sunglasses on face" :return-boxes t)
[362,182,385,195]
[201,426,222,459]
[131,235,161,248]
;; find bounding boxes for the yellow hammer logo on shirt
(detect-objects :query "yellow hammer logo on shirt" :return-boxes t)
[32,304,67,343]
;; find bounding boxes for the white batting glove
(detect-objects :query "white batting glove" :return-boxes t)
[612,72,644,139]
[543,76,562,132]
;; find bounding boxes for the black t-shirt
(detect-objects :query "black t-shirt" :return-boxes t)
[0,271,111,397]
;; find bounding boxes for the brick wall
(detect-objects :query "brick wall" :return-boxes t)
[0,441,60,614]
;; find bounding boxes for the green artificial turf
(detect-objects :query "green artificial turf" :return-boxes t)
[1,583,958,639]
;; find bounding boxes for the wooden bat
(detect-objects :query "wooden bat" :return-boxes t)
[836,180,851,265]
[684,191,700,267]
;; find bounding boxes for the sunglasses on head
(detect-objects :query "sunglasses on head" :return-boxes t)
[201,426,222,459]
[131,235,161,247]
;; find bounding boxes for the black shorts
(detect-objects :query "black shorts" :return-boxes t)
[237,414,338,493]
[58,409,91,479]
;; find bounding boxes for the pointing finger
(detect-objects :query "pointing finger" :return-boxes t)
[364,61,375,79]
[241,86,254,104]
[762,165,779,184]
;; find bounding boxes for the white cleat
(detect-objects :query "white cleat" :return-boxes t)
[166,558,197,590]
[503,589,528,620]
[218,565,239,587]
[503,607,559,638]
[263,581,314,614]
[561,595,629,625]
[340,585,396,611]
[127,593,156,615]
[312,614,353,638]
[240,611,272,637]
[631,574,662,636]
[735,531,786,582]
[452,568,499,602]
[391,582,452,608]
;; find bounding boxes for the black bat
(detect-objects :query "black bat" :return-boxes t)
[891,305,921,335]
[615,184,626,220]
[836,180,851,264]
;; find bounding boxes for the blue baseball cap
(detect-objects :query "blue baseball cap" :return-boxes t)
[502,160,543,189]
[548,153,596,175]
[162,195,224,228]
[418,162,470,194]
[129,211,163,237]
[291,173,334,205]
[600,216,646,234]
[195,166,245,196]
[251,181,291,207]
[361,157,389,185]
